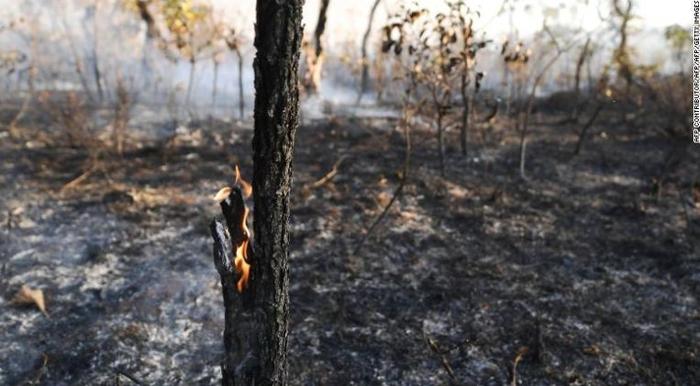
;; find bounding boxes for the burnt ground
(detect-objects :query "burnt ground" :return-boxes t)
[0,104,699,385]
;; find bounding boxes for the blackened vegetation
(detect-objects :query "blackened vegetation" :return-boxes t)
[0,112,699,384]
[380,3,487,176]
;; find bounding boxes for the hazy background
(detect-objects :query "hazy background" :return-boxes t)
[0,0,689,118]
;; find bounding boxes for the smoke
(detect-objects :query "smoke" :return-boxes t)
[0,0,687,119]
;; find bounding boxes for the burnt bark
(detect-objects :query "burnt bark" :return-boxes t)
[313,0,330,60]
[211,188,256,386]
[252,0,303,384]
[212,0,302,383]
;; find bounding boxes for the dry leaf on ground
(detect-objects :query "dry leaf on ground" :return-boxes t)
[11,285,48,316]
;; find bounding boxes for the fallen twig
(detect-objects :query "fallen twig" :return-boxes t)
[425,335,459,384]
[115,368,144,385]
[60,163,99,194]
[305,155,347,190]
[352,117,411,256]
[511,346,529,386]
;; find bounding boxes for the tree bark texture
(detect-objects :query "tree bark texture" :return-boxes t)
[252,0,303,384]
[211,189,256,386]
[211,0,302,383]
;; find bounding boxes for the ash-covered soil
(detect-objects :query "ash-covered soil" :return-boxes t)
[1,108,699,385]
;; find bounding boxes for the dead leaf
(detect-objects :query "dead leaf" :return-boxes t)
[12,285,48,316]
[583,345,602,356]
[377,191,392,208]
[213,186,232,202]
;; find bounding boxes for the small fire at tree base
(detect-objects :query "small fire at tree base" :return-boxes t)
[210,169,257,385]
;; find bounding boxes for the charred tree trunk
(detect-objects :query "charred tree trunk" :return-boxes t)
[250,1,301,380]
[212,0,302,382]
[211,188,256,386]
[251,0,304,383]
[357,0,382,104]
[313,0,329,62]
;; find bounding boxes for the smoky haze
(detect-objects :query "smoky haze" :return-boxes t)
[0,0,688,119]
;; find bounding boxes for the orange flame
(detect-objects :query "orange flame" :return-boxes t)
[234,206,251,292]
[213,164,253,292]
[234,165,253,198]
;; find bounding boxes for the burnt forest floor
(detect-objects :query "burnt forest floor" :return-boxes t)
[1,104,699,385]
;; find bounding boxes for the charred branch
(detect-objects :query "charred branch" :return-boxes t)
[211,187,256,385]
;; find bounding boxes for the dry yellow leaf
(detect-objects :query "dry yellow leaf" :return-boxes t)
[376,191,392,208]
[12,285,48,316]
[213,186,232,202]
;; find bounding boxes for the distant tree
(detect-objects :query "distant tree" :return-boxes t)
[381,2,487,176]
[357,0,382,104]
[302,0,330,94]
[610,0,634,94]
[224,28,246,120]
[451,1,488,158]
[160,0,216,104]
[664,24,690,75]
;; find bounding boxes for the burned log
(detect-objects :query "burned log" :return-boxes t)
[211,186,256,385]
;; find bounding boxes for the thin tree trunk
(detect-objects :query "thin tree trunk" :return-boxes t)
[212,59,219,107]
[308,0,330,93]
[518,115,528,179]
[357,0,382,104]
[252,0,304,383]
[460,72,469,157]
[518,49,566,179]
[437,111,445,177]
[91,0,104,103]
[570,37,590,121]
[61,16,94,103]
[186,58,196,105]
[236,48,244,120]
